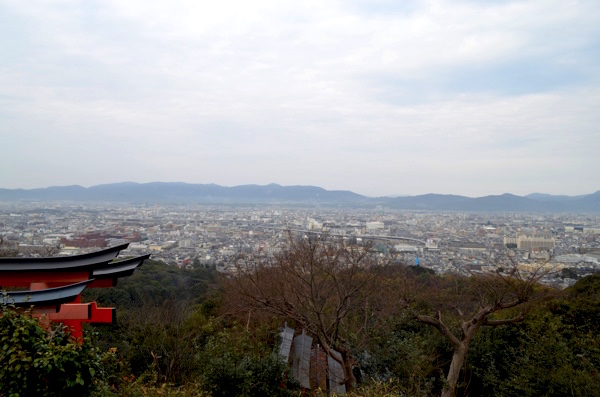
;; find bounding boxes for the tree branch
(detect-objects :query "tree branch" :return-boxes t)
[483,314,524,326]
[417,311,462,349]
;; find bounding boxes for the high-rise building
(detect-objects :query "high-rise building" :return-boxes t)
[503,234,554,250]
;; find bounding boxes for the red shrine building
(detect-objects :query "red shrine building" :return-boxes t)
[0,243,149,339]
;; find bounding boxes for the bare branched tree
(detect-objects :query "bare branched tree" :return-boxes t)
[0,236,59,258]
[36,245,60,257]
[226,233,405,390]
[0,236,18,258]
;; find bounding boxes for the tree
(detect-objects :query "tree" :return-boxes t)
[0,235,59,258]
[466,274,600,396]
[227,234,401,390]
[414,259,552,397]
[0,235,18,257]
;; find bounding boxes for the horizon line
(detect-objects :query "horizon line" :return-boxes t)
[0,181,597,200]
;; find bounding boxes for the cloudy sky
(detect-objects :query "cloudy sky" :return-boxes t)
[1,0,599,197]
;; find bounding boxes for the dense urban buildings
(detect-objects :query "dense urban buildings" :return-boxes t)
[1,201,599,288]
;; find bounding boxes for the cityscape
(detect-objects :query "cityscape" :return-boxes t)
[2,199,599,289]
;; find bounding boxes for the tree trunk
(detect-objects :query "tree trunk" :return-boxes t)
[342,353,356,391]
[442,343,467,397]
[318,338,356,391]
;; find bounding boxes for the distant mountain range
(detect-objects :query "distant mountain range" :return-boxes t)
[0,182,599,212]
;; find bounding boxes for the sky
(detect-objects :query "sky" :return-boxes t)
[1,0,599,198]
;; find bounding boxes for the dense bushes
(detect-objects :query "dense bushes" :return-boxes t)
[3,260,599,397]
[101,304,298,396]
[197,329,298,397]
[466,274,600,397]
[0,306,105,397]
[84,259,219,308]
[86,262,298,396]
[359,312,444,396]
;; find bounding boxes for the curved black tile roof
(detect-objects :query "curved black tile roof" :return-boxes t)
[0,243,130,271]
[93,254,151,279]
[1,280,92,307]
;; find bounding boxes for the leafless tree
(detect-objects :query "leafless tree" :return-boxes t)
[0,236,18,257]
[0,236,59,258]
[227,233,405,390]
[35,245,61,257]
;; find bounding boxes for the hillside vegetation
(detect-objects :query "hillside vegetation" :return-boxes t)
[2,250,600,396]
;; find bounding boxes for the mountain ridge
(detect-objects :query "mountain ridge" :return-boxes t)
[0,182,598,212]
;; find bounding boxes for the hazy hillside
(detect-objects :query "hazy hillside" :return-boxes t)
[0,183,599,212]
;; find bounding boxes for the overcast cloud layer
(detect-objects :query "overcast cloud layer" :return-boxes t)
[1,0,599,197]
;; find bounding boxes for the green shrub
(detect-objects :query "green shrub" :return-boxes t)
[0,306,104,397]
[197,329,299,397]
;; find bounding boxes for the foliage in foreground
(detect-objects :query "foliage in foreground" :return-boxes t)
[466,274,600,397]
[3,256,599,397]
[99,262,600,397]
[0,306,105,397]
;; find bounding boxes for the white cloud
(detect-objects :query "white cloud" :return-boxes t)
[0,0,598,196]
